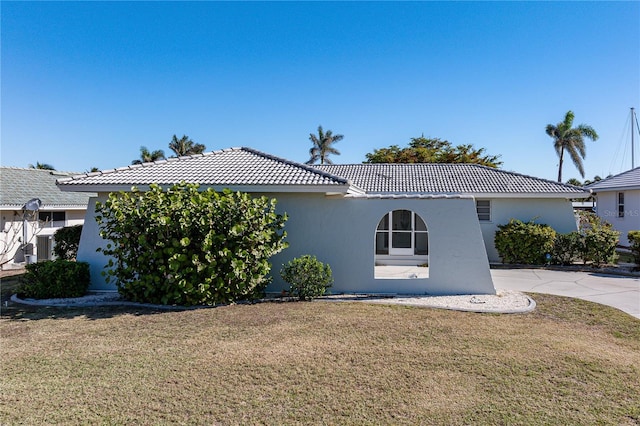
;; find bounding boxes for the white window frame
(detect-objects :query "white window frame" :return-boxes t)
[618,192,625,218]
[376,210,428,256]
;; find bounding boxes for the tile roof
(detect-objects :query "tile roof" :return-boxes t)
[57,147,589,198]
[585,167,640,191]
[315,163,589,196]
[1,167,94,208]
[57,147,353,192]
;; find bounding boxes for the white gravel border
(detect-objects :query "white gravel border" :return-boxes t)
[10,289,535,314]
[329,289,536,314]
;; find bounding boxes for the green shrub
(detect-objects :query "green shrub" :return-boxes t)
[95,183,288,306]
[494,219,557,265]
[576,211,619,266]
[551,232,583,265]
[626,230,640,266]
[18,260,90,299]
[280,255,333,301]
[53,225,83,260]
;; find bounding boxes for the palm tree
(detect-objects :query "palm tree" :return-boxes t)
[132,146,165,165]
[546,111,598,182]
[306,126,343,165]
[566,178,583,186]
[168,134,206,157]
[28,162,55,170]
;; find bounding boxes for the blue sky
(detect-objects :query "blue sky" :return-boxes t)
[2,1,639,182]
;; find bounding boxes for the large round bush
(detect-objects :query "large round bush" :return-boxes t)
[96,183,288,306]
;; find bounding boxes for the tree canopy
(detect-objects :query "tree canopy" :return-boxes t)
[363,136,502,168]
[168,134,206,157]
[132,146,166,165]
[306,126,343,165]
[545,111,598,182]
[29,162,55,170]
[132,135,206,165]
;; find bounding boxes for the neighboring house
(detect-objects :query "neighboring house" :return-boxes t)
[0,167,95,268]
[57,147,589,296]
[586,167,640,246]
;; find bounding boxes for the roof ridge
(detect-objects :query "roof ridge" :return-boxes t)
[585,166,640,189]
[465,163,586,190]
[56,148,243,183]
[0,166,82,175]
[591,166,640,182]
[320,163,583,189]
[240,147,353,186]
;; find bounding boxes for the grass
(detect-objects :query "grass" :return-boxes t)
[0,272,23,304]
[1,294,639,425]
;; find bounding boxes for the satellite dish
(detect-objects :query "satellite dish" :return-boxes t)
[23,198,42,212]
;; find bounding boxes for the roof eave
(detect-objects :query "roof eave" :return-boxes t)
[470,192,591,199]
[589,185,640,192]
[364,191,591,199]
[0,204,90,210]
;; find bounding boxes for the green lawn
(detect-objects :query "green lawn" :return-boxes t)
[1,294,639,425]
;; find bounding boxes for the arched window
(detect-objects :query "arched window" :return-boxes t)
[375,210,428,256]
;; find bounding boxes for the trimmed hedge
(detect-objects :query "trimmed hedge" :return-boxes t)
[576,211,619,266]
[498,212,620,267]
[628,231,640,266]
[551,232,582,266]
[494,219,556,265]
[18,260,90,299]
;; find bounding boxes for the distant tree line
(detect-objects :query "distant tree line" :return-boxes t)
[363,136,502,168]
[132,134,206,165]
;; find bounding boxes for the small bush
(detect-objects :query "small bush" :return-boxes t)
[18,260,90,299]
[280,255,333,301]
[54,225,83,260]
[494,219,557,265]
[577,211,619,266]
[551,232,583,265]
[627,230,640,266]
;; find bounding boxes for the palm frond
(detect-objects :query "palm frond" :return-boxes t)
[566,144,585,177]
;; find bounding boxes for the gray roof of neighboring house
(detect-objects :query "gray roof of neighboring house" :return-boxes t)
[1,167,95,209]
[57,147,354,193]
[584,167,640,192]
[56,147,590,198]
[315,163,589,197]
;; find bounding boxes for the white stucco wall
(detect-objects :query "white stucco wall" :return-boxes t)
[478,198,579,262]
[1,208,89,266]
[80,192,495,295]
[77,196,111,289]
[594,190,640,246]
[268,194,495,295]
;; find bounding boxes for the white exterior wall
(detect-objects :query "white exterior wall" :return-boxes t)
[0,208,88,266]
[594,190,640,246]
[269,194,495,295]
[479,198,579,262]
[77,196,110,288]
[80,192,495,296]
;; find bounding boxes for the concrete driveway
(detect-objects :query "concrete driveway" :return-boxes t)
[491,268,640,319]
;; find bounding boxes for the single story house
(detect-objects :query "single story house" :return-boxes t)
[57,147,589,296]
[586,167,640,246]
[0,167,95,268]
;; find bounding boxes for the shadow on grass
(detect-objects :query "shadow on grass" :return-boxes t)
[0,302,171,321]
